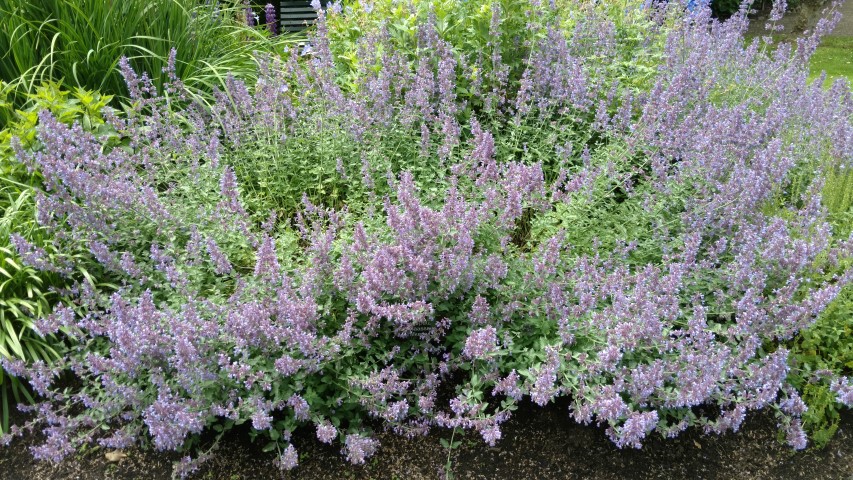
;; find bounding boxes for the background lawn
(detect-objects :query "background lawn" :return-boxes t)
[810,36,853,86]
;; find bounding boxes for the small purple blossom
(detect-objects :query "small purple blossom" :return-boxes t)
[316,421,337,444]
[254,234,280,279]
[283,444,299,469]
[143,394,204,451]
[830,377,853,406]
[9,234,61,273]
[785,419,808,450]
[492,370,522,401]
[245,2,255,27]
[342,434,377,465]
[480,424,501,446]
[206,238,232,275]
[462,326,499,360]
[610,410,658,448]
[384,400,409,422]
[288,395,310,421]
[251,409,272,431]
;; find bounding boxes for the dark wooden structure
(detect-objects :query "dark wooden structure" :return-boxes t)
[277,1,325,32]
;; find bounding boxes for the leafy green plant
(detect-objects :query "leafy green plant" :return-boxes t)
[785,148,853,448]
[324,0,660,106]
[0,0,302,121]
[823,165,853,215]
[778,132,853,449]
[787,283,853,448]
[2,2,852,473]
[0,188,59,434]
[0,82,118,434]
[0,82,114,151]
[440,427,463,480]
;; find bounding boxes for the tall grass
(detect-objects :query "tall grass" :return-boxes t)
[0,0,302,119]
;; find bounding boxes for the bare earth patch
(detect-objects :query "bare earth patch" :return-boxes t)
[2,400,851,480]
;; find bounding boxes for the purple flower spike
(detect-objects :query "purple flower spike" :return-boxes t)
[265,4,277,35]
[462,326,499,360]
[342,434,377,465]
[316,422,337,444]
[278,444,298,470]
[245,1,254,27]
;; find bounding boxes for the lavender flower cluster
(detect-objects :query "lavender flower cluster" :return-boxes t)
[244,1,277,35]
[3,0,852,474]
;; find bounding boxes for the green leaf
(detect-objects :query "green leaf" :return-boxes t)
[2,320,24,358]
[1,385,8,434]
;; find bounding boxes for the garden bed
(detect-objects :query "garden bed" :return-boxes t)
[2,1,853,479]
[2,401,851,480]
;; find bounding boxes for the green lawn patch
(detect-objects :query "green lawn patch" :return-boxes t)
[809,36,853,87]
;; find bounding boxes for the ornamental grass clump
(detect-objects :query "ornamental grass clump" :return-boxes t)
[1,0,851,475]
[0,0,302,123]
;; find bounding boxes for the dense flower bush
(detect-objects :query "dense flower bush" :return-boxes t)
[1,0,851,475]
[0,83,118,435]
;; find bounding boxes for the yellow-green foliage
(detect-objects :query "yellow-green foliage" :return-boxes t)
[785,149,853,449]
[823,165,853,216]
[0,82,113,152]
[324,0,535,93]
[0,82,116,434]
[789,282,853,448]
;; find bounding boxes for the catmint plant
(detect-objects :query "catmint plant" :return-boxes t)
[2,0,851,476]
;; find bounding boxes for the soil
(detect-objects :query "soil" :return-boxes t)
[1,399,851,480]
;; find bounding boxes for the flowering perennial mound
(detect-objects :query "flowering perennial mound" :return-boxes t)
[2,0,852,474]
